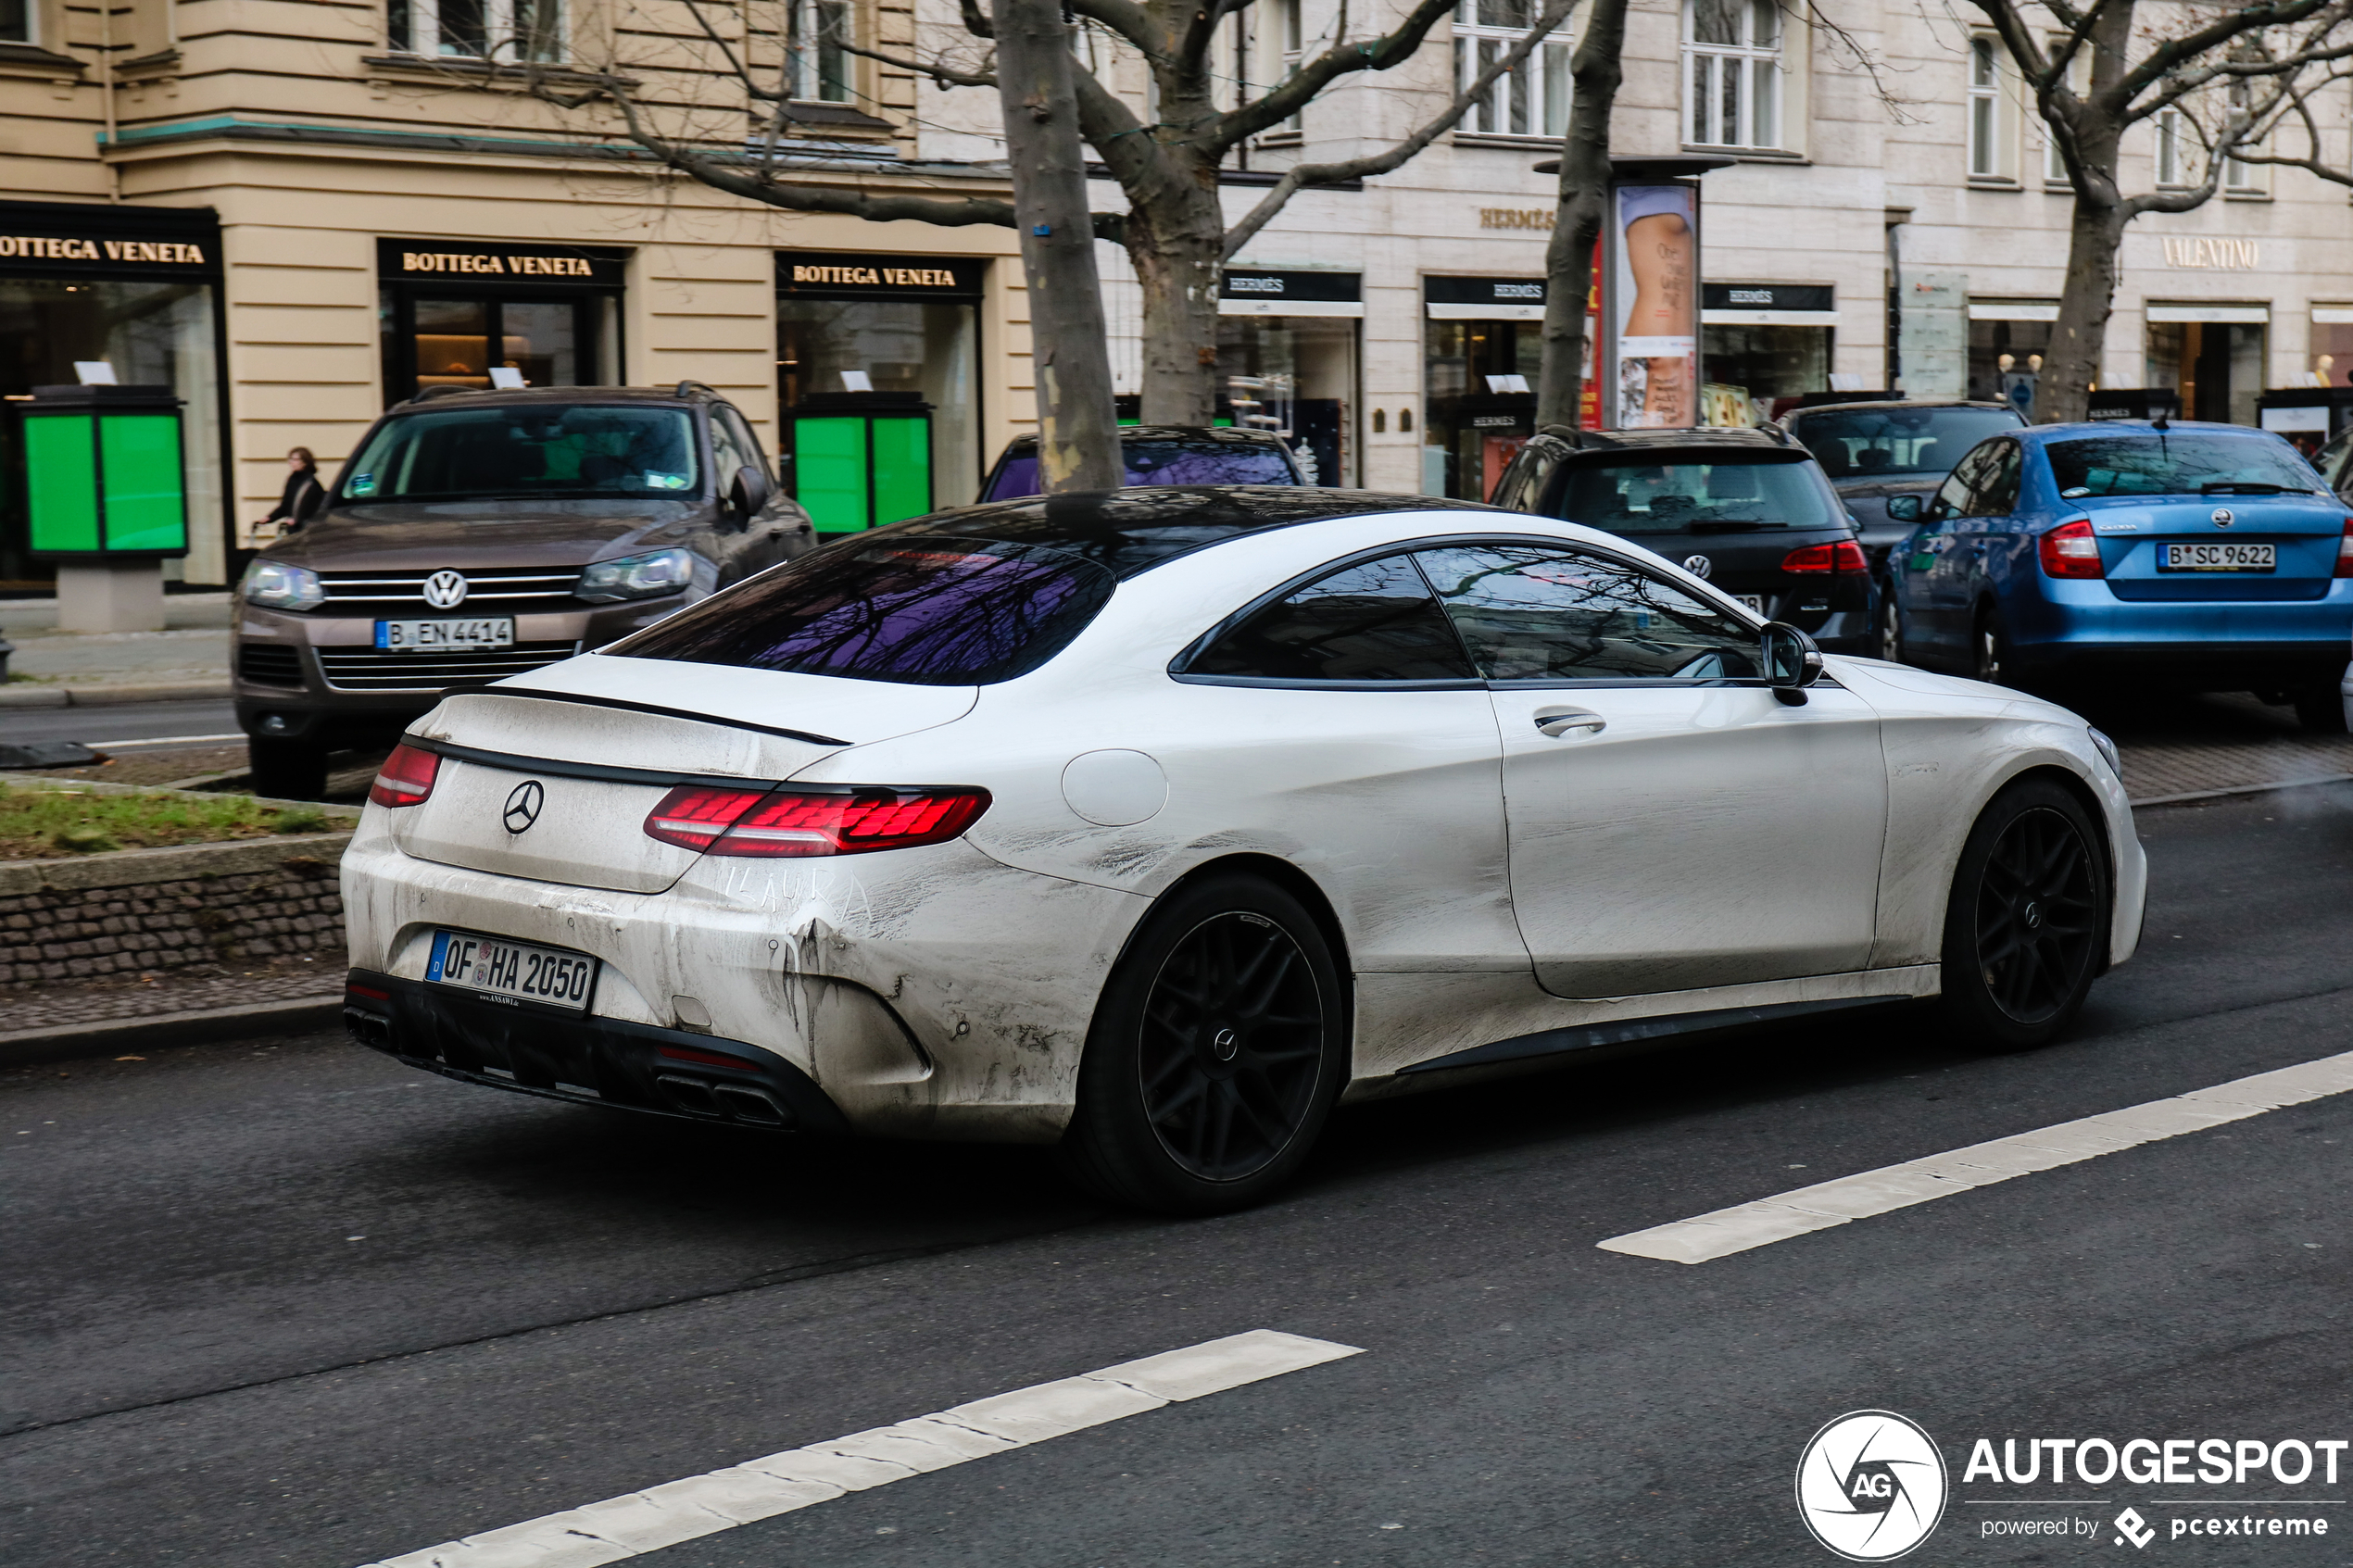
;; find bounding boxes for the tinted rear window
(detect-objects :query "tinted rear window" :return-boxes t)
[984,441,1296,500]
[2045,433,2323,498]
[1550,454,1838,533]
[607,537,1115,685]
[1789,407,2021,478]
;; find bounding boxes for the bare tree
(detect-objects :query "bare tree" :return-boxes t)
[1970,0,2353,421]
[996,0,1122,489]
[1532,0,1626,433]
[515,0,1578,428]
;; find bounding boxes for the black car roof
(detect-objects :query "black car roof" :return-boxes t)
[995,424,1292,454]
[1782,398,2017,419]
[875,485,1497,578]
[391,384,719,412]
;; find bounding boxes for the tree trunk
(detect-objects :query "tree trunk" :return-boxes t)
[1535,0,1627,432]
[2040,197,2127,423]
[1128,155,1228,428]
[995,0,1123,490]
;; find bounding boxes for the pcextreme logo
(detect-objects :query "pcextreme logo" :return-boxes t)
[1796,1411,1951,1562]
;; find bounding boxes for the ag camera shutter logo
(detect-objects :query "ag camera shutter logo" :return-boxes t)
[1796,1411,1948,1561]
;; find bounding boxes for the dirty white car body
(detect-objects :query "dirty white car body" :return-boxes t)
[340,488,2145,1183]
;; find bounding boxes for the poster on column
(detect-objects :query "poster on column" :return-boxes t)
[1608,184,1698,428]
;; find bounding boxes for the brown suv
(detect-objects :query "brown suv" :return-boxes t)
[233,383,812,797]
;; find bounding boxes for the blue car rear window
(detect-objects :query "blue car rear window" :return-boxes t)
[2046,433,2323,498]
[606,537,1116,685]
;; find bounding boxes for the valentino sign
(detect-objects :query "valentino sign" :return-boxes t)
[2161,236,2259,270]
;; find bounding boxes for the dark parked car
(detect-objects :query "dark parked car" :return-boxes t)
[233,383,812,798]
[978,424,1304,501]
[1881,420,2353,728]
[1487,425,1871,651]
[1770,399,2027,657]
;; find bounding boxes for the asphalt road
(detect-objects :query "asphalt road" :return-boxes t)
[6,785,2353,1566]
[0,697,241,748]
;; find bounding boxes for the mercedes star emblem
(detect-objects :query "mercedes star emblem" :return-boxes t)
[1682,554,1714,579]
[2211,508,2235,527]
[502,780,545,834]
[422,570,470,608]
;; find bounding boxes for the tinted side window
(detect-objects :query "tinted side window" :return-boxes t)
[1971,441,2022,516]
[709,414,751,494]
[1934,445,1990,519]
[1492,435,1570,512]
[1415,545,1763,683]
[1183,556,1476,683]
[717,408,769,480]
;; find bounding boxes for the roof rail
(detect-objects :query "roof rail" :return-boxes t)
[407,384,482,405]
[673,380,720,400]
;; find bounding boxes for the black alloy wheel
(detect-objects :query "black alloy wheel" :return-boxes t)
[1062,874,1343,1213]
[1939,779,2109,1050]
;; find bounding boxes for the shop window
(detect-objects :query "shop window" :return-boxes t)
[2145,319,2266,425]
[1968,315,2053,416]
[384,293,607,400]
[389,0,563,60]
[2310,311,2353,388]
[1453,0,1572,138]
[1699,324,1829,422]
[1423,318,1539,498]
[779,297,980,505]
[1218,315,1358,486]
[1683,0,1780,151]
[789,0,852,102]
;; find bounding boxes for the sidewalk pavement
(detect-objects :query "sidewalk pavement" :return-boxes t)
[0,593,233,708]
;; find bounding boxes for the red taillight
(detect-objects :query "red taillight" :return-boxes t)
[2038,517,2104,579]
[346,983,390,1002]
[368,744,440,808]
[2336,519,2353,578]
[642,784,990,858]
[1780,540,1869,574]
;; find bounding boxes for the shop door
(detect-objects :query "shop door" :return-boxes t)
[398,296,594,399]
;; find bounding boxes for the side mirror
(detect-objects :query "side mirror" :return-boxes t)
[1761,621,1824,706]
[1884,494,1922,523]
[728,464,771,524]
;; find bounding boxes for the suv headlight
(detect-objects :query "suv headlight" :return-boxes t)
[241,559,325,611]
[575,547,695,604]
[2087,726,2122,777]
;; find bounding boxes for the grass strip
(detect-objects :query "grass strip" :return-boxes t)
[0,782,332,859]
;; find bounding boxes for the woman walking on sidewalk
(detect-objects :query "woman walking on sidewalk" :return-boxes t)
[254,448,328,543]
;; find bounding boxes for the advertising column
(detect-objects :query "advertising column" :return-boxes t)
[1602,182,1700,429]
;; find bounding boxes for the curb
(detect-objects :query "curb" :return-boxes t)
[2131,772,2353,809]
[0,994,346,1069]
[0,680,233,709]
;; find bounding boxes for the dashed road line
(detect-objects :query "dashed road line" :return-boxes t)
[1599,1049,2353,1265]
[355,1329,1361,1568]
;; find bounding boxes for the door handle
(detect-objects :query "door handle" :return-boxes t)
[1534,707,1605,738]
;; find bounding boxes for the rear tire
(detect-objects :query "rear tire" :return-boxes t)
[1060,873,1345,1215]
[1969,609,2007,686]
[2292,684,2349,734]
[1938,779,2109,1052]
[247,737,329,801]
[1874,588,1905,664]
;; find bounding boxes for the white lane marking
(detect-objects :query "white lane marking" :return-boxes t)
[355,1329,1361,1568]
[86,733,245,749]
[1599,1050,2353,1265]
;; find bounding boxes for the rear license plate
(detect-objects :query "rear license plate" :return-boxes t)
[426,930,598,1011]
[376,617,516,652]
[2161,543,2274,572]
[1736,595,1765,612]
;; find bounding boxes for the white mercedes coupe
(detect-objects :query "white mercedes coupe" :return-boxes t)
[340,488,2145,1212]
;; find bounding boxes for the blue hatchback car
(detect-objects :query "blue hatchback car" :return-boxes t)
[1883,420,2353,728]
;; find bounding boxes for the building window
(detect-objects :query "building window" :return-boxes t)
[0,0,31,44]
[1684,0,1780,150]
[389,0,563,60]
[2222,77,2264,194]
[2155,107,2185,187]
[1454,0,1572,138]
[789,0,851,102]
[1968,38,2001,177]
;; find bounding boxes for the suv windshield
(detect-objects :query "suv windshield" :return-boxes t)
[608,537,1117,685]
[1790,406,2022,479]
[2045,433,2322,498]
[984,440,1295,501]
[1551,453,1838,533]
[340,405,700,502]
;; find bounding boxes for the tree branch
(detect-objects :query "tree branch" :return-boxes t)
[834,36,999,89]
[1214,0,1461,149]
[1220,0,1579,259]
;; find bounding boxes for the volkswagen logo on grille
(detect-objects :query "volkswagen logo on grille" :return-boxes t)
[502,780,545,834]
[422,570,470,608]
[1682,554,1714,579]
[2211,508,2235,528]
